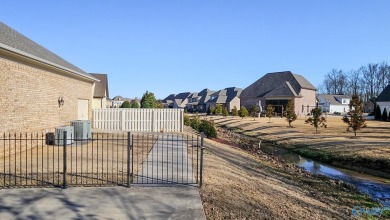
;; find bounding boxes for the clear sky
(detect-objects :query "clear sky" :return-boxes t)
[1,1,390,99]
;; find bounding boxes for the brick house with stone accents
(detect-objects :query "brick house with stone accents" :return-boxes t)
[0,22,99,133]
[241,71,317,116]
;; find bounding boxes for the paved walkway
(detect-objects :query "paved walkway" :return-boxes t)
[135,134,197,184]
[0,186,206,219]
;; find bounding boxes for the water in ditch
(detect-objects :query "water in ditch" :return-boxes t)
[259,144,390,206]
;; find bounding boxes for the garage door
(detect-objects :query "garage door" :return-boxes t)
[78,99,89,120]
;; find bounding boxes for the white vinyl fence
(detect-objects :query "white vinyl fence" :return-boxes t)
[92,108,184,132]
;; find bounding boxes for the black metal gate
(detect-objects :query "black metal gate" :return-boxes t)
[0,132,204,188]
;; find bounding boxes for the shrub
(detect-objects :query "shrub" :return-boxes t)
[130,101,140,108]
[231,106,238,116]
[120,101,131,108]
[198,120,217,138]
[240,106,248,118]
[382,108,388,121]
[249,105,258,120]
[190,116,201,130]
[266,104,274,123]
[184,114,191,126]
[222,107,228,117]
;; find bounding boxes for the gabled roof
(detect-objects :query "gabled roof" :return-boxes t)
[264,81,298,97]
[241,71,316,98]
[207,87,242,104]
[163,94,175,103]
[90,73,109,98]
[174,92,192,102]
[0,22,97,82]
[198,88,215,105]
[376,85,390,102]
[318,94,351,105]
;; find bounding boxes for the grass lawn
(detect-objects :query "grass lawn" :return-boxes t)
[204,115,390,178]
[199,135,388,219]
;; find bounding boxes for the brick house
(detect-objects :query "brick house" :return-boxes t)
[206,87,242,112]
[0,22,98,133]
[90,73,109,109]
[241,71,317,116]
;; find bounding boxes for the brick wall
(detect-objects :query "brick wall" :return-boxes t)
[0,54,94,134]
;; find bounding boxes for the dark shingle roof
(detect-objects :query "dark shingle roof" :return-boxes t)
[241,71,316,98]
[198,89,215,104]
[377,85,390,102]
[0,22,96,81]
[207,87,242,104]
[90,73,109,98]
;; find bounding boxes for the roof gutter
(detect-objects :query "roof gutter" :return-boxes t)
[0,42,99,82]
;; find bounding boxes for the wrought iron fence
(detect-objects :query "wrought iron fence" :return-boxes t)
[0,131,204,188]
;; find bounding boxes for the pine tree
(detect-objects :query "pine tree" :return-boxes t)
[382,108,388,121]
[249,105,258,120]
[240,106,248,119]
[215,104,223,115]
[141,91,157,108]
[210,106,216,115]
[375,105,382,120]
[222,107,229,117]
[342,95,367,137]
[232,106,238,117]
[305,107,327,133]
[266,104,275,123]
[283,100,297,127]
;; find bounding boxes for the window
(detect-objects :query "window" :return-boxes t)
[342,99,347,104]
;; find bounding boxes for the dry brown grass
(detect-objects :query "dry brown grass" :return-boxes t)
[0,133,157,187]
[200,137,377,219]
[204,115,390,175]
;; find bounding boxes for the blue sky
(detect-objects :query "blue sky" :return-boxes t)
[1,1,390,99]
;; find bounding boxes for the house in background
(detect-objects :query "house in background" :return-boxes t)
[0,22,98,133]
[173,92,192,108]
[186,88,215,112]
[240,71,317,116]
[90,73,109,109]
[376,85,390,114]
[207,87,242,112]
[162,94,175,108]
[111,96,133,108]
[106,98,113,108]
[317,94,351,114]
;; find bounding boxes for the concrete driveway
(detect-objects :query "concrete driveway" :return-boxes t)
[0,186,206,220]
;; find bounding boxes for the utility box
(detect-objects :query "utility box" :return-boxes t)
[46,132,55,145]
[70,120,91,140]
[55,126,74,145]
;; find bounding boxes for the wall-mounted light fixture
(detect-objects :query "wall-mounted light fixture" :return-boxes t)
[58,96,64,107]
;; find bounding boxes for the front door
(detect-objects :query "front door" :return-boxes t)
[78,99,89,120]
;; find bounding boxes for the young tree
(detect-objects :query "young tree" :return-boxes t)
[266,104,275,123]
[382,108,388,121]
[206,106,212,115]
[120,101,131,108]
[283,100,297,127]
[375,104,382,120]
[342,95,367,137]
[305,107,327,133]
[249,105,258,120]
[210,106,216,115]
[222,107,229,117]
[231,106,238,117]
[240,106,248,119]
[215,104,223,115]
[141,91,157,108]
[130,101,140,108]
